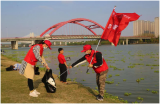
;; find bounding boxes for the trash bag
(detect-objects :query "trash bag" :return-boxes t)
[42,69,56,93]
[6,65,13,71]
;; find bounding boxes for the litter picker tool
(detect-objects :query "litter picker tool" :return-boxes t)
[55,68,70,80]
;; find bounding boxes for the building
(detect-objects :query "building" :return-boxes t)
[154,17,159,37]
[133,20,145,36]
[150,22,155,34]
[144,21,150,34]
[133,17,159,37]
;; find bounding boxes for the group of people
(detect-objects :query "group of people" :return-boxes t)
[19,40,109,101]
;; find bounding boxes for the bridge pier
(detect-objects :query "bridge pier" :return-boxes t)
[11,41,18,50]
[31,40,35,45]
[111,42,114,46]
[65,42,67,46]
[54,42,56,45]
[126,39,128,45]
[60,42,61,45]
[123,41,124,45]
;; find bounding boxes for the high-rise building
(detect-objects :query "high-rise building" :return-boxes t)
[133,17,159,37]
[150,22,155,34]
[133,20,145,36]
[133,20,138,36]
[144,21,151,34]
[154,17,159,37]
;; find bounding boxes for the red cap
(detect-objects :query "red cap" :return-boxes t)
[81,45,91,52]
[44,40,52,50]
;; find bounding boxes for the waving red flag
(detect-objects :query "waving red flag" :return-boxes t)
[101,8,140,46]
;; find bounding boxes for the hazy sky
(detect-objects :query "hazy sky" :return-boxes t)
[1,1,159,38]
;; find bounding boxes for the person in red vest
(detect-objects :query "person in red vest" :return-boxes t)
[19,40,52,97]
[58,48,68,84]
[69,45,109,101]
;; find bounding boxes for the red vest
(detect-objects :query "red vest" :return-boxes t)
[85,50,108,74]
[24,44,43,65]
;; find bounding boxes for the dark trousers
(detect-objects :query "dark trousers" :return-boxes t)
[59,63,67,82]
[28,78,34,91]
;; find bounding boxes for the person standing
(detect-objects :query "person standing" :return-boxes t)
[58,48,68,84]
[19,40,52,97]
[69,45,109,101]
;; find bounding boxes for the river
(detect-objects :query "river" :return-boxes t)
[2,44,159,103]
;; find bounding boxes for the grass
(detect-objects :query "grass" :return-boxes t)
[115,74,120,76]
[136,79,140,82]
[137,97,143,100]
[109,66,122,71]
[67,78,72,81]
[108,74,112,78]
[146,64,151,66]
[108,57,115,58]
[146,89,150,91]
[146,64,159,66]
[128,65,135,68]
[121,59,125,63]
[1,55,123,103]
[154,71,159,73]
[123,79,126,81]
[132,63,144,65]
[152,91,158,94]
[124,93,131,96]
[105,81,114,84]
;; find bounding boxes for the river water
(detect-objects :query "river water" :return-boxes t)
[2,44,159,103]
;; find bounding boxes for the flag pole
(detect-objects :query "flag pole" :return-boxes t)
[86,39,101,73]
[86,6,116,73]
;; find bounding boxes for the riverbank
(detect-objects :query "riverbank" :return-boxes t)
[1,55,124,103]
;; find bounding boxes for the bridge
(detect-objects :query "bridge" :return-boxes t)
[1,35,152,49]
[1,18,153,49]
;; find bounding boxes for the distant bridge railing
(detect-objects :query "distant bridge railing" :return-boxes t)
[1,35,153,42]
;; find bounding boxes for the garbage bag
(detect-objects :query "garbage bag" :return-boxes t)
[42,69,56,93]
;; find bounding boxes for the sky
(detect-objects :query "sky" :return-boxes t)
[1,1,159,38]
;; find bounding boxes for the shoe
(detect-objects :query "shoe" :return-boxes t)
[96,95,103,101]
[96,94,100,97]
[29,91,38,97]
[34,89,40,95]
[63,82,68,84]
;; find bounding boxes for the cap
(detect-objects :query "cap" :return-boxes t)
[44,40,52,50]
[81,45,91,52]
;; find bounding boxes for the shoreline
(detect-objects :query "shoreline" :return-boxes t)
[1,55,125,103]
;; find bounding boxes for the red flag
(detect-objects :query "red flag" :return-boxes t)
[101,8,140,46]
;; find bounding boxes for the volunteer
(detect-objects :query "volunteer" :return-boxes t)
[58,48,68,84]
[19,40,52,97]
[69,45,109,101]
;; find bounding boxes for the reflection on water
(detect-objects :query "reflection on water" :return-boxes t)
[2,44,159,103]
